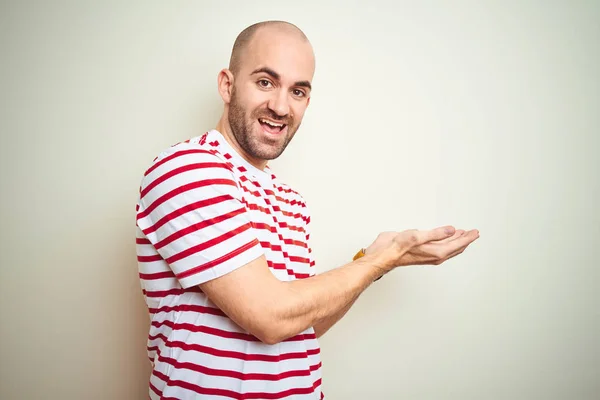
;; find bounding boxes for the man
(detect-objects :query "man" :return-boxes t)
[135,20,479,399]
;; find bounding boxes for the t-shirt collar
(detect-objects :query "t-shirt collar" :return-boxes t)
[207,129,273,184]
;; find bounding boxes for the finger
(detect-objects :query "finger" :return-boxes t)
[417,226,456,245]
[450,229,480,249]
[433,229,465,244]
[434,237,475,264]
[421,229,478,258]
[446,246,466,260]
[439,230,479,257]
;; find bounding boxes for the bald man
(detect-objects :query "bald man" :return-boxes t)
[135,21,479,399]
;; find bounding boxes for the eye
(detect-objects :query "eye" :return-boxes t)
[292,89,306,98]
[258,79,272,88]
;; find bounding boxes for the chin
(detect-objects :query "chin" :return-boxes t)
[255,143,287,160]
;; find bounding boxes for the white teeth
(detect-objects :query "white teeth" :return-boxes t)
[259,118,284,128]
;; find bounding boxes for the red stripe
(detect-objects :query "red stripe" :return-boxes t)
[240,183,262,198]
[136,237,151,245]
[270,204,307,222]
[256,231,308,249]
[252,222,276,233]
[154,207,247,250]
[288,255,310,264]
[260,238,307,249]
[156,350,319,381]
[141,194,233,235]
[174,238,259,279]
[141,162,231,199]
[151,319,316,342]
[264,188,306,207]
[310,362,321,372]
[149,304,226,318]
[267,260,310,279]
[144,149,217,177]
[138,254,163,262]
[152,370,321,399]
[166,223,258,266]
[152,319,260,342]
[148,333,320,361]
[242,200,272,215]
[149,380,162,397]
[252,220,305,235]
[199,133,208,145]
[147,345,158,353]
[137,178,238,220]
[261,242,282,251]
[273,220,306,234]
[274,184,299,195]
[142,287,201,298]
[139,270,176,280]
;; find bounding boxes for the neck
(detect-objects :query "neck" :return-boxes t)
[216,113,268,171]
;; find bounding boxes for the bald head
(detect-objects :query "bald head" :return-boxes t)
[217,21,314,166]
[229,21,311,74]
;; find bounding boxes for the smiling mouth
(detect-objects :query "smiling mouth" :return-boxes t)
[259,118,287,134]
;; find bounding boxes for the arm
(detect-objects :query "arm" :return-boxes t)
[312,248,369,338]
[200,227,478,344]
[200,252,384,344]
[311,229,472,338]
[313,296,357,338]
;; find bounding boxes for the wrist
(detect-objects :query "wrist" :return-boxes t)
[353,248,385,281]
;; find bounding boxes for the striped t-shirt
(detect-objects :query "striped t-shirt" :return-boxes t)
[135,129,323,399]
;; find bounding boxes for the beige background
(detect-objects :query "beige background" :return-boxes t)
[1,1,598,399]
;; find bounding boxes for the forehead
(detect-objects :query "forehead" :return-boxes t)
[241,29,315,83]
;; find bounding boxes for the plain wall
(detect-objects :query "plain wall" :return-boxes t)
[1,1,598,399]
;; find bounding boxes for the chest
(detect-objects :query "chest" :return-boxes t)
[237,177,311,281]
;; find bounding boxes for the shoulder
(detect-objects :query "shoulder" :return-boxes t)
[141,134,233,181]
[137,134,243,207]
[148,134,230,169]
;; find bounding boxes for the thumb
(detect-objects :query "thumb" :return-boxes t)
[419,226,455,244]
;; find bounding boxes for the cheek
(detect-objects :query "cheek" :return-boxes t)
[291,103,309,122]
[242,83,271,110]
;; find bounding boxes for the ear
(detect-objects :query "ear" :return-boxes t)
[217,69,235,104]
[306,96,311,108]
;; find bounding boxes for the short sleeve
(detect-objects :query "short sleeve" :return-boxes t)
[136,146,264,288]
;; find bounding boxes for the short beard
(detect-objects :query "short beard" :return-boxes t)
[228,87,298,161]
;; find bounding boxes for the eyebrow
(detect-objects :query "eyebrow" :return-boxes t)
[251,67,312,90]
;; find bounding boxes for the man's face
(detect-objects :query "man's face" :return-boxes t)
[227,29,314,161]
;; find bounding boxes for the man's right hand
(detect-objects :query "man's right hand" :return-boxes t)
[365,226,480,274]
[199,225,479,344]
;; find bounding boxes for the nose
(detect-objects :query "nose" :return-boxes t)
[267,88,290,118]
